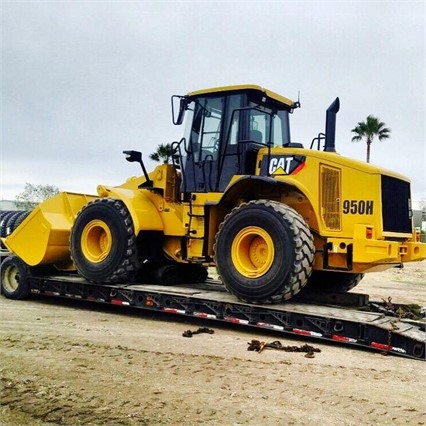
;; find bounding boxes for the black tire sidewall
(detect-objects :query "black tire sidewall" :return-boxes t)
[70,200,133,282]
[216,203,295,300]
[0,256,31,300]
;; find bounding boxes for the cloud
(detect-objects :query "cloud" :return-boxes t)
[1,0,424,204]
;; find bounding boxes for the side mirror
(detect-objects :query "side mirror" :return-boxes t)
[171,95,187,125]
[123,150,142,163]
[123,150,152,186]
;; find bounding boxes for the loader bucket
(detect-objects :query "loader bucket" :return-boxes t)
[3,192,97,268]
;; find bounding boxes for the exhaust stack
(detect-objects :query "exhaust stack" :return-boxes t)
[324,97,340,152]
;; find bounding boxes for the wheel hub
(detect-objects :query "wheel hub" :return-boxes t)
[232,226,275,278]
[2,265,20,292]
[81,219,113,263]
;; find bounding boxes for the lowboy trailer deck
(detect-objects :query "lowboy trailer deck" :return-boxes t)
[7,270,425,361]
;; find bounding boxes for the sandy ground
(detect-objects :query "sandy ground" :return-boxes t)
[1,261,425,425]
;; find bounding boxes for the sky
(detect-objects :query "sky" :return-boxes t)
[1,0,425,206]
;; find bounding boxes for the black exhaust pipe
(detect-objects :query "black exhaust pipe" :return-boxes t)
[324,97,340,152]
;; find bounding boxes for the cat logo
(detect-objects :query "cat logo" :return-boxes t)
[271,165,287,175]
[260,155,306,176]
[269,157,294,174]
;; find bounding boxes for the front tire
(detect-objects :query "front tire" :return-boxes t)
[1,256,31,300]
[214,200,314,304]
[70,198,139,283]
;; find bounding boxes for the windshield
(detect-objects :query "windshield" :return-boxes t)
[183,97,223,162]
[248,102,291,147]
[177,92,293,193]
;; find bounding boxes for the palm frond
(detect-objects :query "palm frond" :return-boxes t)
[350,115,391,162]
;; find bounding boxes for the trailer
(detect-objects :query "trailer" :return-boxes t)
[1,251,424,361]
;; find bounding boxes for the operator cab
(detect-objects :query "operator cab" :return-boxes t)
[172,85,298,195]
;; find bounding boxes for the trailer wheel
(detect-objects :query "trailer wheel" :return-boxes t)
[303,271,364,293]
[0,256,31,300]
[214,200,314,304]
[70,198,139,283]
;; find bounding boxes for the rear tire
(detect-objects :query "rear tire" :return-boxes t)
[214,200,314,304]
[1,256,31,300]
[70,198,139,283]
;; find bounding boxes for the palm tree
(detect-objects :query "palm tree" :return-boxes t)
[149,143,172,164]
[351,115,391,163]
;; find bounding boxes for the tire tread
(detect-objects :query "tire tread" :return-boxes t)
[214,199,314,304]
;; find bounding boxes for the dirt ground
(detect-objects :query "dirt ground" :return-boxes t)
[1,261,425,425]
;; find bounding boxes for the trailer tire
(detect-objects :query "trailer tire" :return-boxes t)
[303,271,364,293]
[214,200,314,304]
[0,256,31,300]
[70,198,139,284]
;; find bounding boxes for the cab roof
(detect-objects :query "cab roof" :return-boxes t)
[187,84,297,109]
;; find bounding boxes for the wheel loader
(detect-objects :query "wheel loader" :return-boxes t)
[2,84,425,303]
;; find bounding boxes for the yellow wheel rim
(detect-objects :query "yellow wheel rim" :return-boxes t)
[231,226,275,278]
[2,264,20,292]
[81,219,112,263]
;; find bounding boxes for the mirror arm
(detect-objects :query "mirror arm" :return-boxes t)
[123,150,153,186]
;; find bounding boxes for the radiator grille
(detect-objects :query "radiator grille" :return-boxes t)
[381,175,412,233]
[321,165,341,230]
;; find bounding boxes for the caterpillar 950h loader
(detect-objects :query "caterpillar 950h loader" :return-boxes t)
[3,84,425,304]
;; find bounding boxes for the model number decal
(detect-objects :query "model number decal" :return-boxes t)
[342,200,374,215]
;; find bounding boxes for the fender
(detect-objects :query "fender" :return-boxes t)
[219,175,320,231]
[97,185,164,233]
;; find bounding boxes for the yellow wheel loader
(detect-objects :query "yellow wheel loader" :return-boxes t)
[3,84,425,304]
